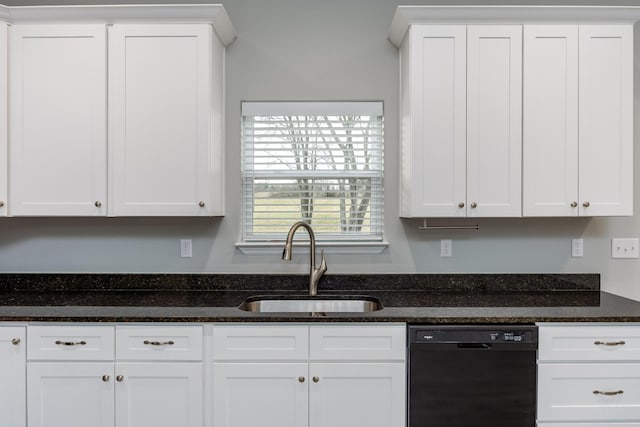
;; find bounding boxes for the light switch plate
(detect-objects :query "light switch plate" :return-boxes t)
[611,238,639,259]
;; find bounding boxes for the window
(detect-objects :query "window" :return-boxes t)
[241,102,384,245]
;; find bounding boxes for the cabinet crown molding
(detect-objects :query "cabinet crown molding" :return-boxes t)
[389,5,640,47]
[0,3,236,46]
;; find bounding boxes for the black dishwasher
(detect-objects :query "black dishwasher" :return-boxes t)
[408,325,538,427]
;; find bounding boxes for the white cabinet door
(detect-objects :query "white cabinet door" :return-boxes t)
[0,326,26,427]
[27,362,114,427]
[109,24,215,216]
[115,362,203,427]
[0,23,7,216]
[9,25,107,216]
[213,363,309,427]
[400,25,467,218]
[309,363,405,427]
[523,25,579,217]
[466,25,522,217]
[578,25,633,216]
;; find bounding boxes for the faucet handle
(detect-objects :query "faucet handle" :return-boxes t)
[319,249,327,272]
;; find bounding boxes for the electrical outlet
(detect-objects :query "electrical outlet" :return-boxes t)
[180,239,192,258]
[440,239,452,257]
[611,238,639,259]
[572,239,584,257]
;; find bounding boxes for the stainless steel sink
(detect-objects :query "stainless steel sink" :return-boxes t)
[239,296,383,313]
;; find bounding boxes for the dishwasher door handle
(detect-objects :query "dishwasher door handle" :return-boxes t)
[457,343,492,350]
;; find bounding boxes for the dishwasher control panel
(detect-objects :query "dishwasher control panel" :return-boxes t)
[411,325,538,345]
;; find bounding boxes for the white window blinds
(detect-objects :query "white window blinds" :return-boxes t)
[242,102,384,242]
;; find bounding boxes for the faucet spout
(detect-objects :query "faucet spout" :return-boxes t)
[282,221,327,296]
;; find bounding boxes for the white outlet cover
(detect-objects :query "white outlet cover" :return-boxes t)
[572,238,584,257]
[440,239,452,257]
[611,238,639,259]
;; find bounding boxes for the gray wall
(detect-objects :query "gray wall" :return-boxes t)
[2,0,640,301]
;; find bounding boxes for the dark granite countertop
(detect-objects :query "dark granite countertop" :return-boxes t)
[0,273,638,323]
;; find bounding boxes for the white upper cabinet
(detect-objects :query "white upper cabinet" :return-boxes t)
[578,25,633,217]
[523,25,633,217]
[9,24,107,216]
[0,22,7,217]
[399,25,466,218]
[466,25,522,217]
[109,24,222,216]
[399,24,521,218]
[2,5,233,217]
[392,6,637,218]
[523,26,579,217]
[0,22,9,216]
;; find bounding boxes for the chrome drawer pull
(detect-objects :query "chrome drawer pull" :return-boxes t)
[593,390,624,396]
[55,340,87,346]
[594,340,626,346]
[143,340,175,346]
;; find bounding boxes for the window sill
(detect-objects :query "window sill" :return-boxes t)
[235,241,389,255]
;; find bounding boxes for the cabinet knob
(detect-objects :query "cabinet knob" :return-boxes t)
[458,202,465,208]
[116,375,124,382]
[199,201,205,208]
[312,376,319,383]
[102,375,110,382]
[583,201,590,208]
[95,201,102,208]
[0,201,4,207]
[298,376,305,383]
[470,202,478,209]
[570,201,578,208]
[11,338,20,345]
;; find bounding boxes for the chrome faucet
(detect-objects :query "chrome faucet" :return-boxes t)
[282,221,327,296]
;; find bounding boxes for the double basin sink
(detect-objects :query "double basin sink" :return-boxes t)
[239,295,383,313]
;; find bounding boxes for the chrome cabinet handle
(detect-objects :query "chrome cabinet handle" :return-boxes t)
[11,338,21,345]
[312,376,319,383]
[593,390,624,396]
[298,376,305,383]
[470,202,478,208]
[143,340,175,346]
[102,375,110,382]
[458,202,465,208]
[594,340,626,346]
[95,201,102,207]
[583,201,590,207]
[116,375,124,382]
[199,201,205,207]
[55,340,87,346]
[570,201,578,208]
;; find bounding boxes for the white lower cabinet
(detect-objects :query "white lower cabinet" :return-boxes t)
[27,362,115,427]
[26,324,203,427]
[212,324,406,427]
[537,323,640,426]
[0,326,26,427]
[213,363,309,427]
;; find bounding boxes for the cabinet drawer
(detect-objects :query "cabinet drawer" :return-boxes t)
[213,325,309,360]
[116,325,203,361]
[538,363,640,421]
[28,325,114,360]
[539,324,640,361]
[309,324,405,361]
